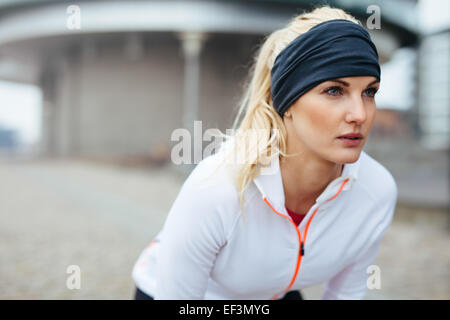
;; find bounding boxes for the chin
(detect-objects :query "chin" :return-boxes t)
[331,148,362,164]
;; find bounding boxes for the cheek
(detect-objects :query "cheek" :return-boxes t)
[292,103,338,141]
[364,105,377,129]
[309,108,337,129]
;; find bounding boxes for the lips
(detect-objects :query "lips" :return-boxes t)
[337,133,363,147]
[338,133,363,140]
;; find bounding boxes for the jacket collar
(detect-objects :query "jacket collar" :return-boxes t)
[253,152,362,213]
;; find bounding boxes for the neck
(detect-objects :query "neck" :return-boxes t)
[280,149,343,211]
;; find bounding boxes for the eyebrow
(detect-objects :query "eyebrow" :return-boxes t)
[328,79,380,87]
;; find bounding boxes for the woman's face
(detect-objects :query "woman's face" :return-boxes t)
[284,76,379,164]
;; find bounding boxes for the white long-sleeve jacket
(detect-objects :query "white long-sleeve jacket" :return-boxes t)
[132,145,398,300]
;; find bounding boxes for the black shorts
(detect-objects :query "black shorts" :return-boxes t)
[135,286,154,300]
[134,287,303,300]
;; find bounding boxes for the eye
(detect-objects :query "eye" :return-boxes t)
[364,87,378,98]
[323,86,343,96]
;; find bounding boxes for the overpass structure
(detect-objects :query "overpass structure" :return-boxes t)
[0,0,423,157]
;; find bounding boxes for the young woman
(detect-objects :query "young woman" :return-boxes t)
[132,6,398,300]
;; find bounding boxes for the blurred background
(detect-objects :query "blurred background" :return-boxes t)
[0,0,448,299]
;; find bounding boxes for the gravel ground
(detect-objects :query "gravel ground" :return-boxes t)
[0,157,448,300]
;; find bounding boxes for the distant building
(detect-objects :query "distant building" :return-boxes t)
[0,126,19,149]
[417,28,450,150]
[0,0,419,159]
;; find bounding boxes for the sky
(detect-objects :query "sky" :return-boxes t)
[418,0,450,34]
[0,81,41,144]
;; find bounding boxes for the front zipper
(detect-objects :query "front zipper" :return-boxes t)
[263,197,320,300]
[263,178,350,300]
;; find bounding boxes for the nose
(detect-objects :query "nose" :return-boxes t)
[345,95,367,124]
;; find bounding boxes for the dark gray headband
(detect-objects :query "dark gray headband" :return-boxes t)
[270,19,381,118]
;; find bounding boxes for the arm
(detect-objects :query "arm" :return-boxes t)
[322,182,398,300]
[321,238,382,299]
[154,179,229,299]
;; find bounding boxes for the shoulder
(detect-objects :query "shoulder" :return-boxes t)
[159,151,243,246]
[184,151,240,206]
[167,151,242,226]
[351,152,399,253]
[356,151,398,205]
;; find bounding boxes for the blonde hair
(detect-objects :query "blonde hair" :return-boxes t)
[202,6,361,216]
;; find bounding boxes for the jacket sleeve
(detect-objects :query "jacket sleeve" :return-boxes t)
[321,181,398,300]
[154,176,230,300]
[321,237,383,299]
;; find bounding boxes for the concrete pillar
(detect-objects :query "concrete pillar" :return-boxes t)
[175,31,208,172]
[58,49,82,157]
[39,67,58,156]
[124,33,145,61]
[177,31,208,133]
